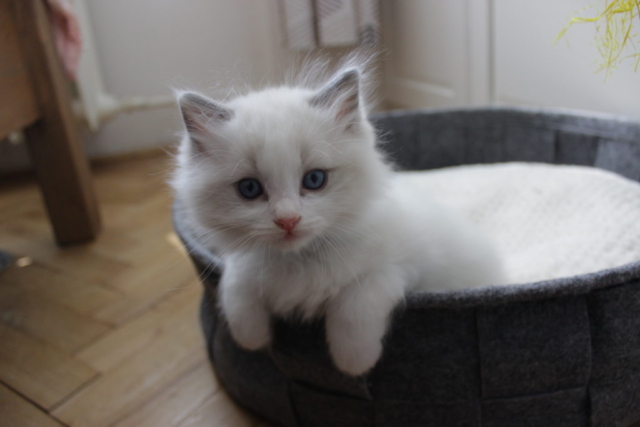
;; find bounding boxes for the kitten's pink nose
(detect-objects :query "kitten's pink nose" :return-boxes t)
[274,216,300,232]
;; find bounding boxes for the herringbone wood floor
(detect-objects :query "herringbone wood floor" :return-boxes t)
[0,153,269,427]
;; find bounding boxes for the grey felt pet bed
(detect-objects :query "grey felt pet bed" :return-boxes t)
[173,108,640,427]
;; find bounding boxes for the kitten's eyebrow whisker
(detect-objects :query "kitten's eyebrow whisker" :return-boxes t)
[309,148,333,162]
[321,121,361,137]
[336,138,365,144]
[229,159,246,177]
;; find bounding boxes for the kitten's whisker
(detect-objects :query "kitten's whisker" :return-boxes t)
[184,224,246,258]
[321,233,362,288]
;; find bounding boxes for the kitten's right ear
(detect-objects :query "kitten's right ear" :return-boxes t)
[178,92,233,152]
[310,68,361,126]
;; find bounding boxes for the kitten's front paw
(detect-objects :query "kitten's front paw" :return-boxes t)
[329,336,383,376]
[228,316,271,351]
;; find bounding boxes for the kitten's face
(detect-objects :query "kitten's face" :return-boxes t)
[175,69,386,253]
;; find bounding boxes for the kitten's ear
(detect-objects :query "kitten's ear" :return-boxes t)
[178,91,233,152]
[310,68,361,126]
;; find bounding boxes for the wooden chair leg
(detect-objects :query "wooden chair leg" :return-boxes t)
[14,0,101,245]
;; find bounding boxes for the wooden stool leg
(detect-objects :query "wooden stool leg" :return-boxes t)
[15,0,101,245]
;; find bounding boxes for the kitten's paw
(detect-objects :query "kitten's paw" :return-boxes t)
[228,317,271,351]
[329,336,383,376]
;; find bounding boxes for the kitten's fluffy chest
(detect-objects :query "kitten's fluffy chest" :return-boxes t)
[226,233,380,319]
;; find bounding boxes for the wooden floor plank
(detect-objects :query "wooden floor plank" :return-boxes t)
[69,225,141,263]
[0,227,130,285]
[0,383,64,427]
[93,264,196,325]
[53,305,206,426]
[107,193,175,243]
[76,283,202,373]
[0,261,122,318]
[0,284,110,353]
[0,322,98,409]
[103,235,191,293]
[0,183,42,223]
[177,389,261,427]
[111,362,218,427]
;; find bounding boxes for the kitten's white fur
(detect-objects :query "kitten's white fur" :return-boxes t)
[172,58,505,376]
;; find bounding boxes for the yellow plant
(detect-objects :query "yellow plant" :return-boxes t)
[557,0,640,76]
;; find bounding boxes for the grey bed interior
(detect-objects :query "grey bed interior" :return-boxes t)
[173,108,640,427]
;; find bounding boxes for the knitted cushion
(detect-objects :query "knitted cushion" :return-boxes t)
[407,162,640,284]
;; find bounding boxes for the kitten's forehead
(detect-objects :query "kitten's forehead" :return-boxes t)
[226,88,337,158]
[229,88,326,134]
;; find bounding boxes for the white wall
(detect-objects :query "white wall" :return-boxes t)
[493,0,640,118]
[83,0,287,157]
[95,0,298,156]
[384,0,640,120]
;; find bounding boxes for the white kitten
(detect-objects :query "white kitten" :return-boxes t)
[172,60,505,376]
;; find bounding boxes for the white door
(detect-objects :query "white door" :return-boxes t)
[383,0,490,109]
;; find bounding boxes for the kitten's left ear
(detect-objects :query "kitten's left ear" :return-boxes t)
[310,68,362,126]
[178,91,233,152]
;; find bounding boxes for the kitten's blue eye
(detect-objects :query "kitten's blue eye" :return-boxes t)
[237,178,263,200]
[302,169,326,190]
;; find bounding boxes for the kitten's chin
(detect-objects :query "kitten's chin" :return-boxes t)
[271,232,315,253]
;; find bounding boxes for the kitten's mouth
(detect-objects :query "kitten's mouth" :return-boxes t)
[275,229,313,251]
[283,231,300,241]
